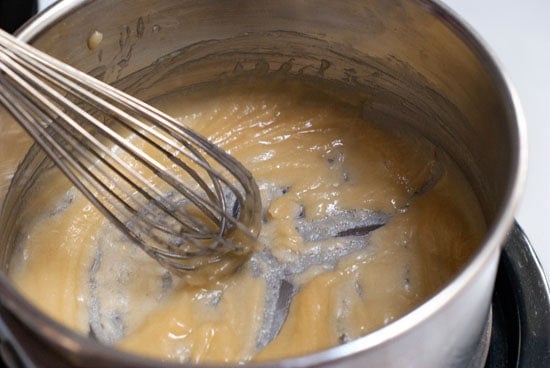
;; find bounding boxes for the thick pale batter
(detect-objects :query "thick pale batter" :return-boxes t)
[8,78,486,364]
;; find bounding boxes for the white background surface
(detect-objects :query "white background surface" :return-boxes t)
[38,0,549,279]
[441,0,550,279]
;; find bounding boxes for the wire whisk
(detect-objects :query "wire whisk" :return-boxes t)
[0,29,261,282]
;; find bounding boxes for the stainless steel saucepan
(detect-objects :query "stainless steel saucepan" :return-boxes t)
[0,0,526,367]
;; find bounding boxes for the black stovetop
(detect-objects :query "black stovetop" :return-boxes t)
[484,224,550,368]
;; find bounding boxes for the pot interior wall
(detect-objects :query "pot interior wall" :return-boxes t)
[3,0,518,230]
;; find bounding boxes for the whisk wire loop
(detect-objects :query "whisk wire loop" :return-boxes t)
[0,29,261,276]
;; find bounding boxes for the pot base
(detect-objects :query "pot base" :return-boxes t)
[468,309,492,368]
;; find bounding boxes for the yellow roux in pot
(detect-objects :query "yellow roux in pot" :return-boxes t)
[8,78,485,364]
